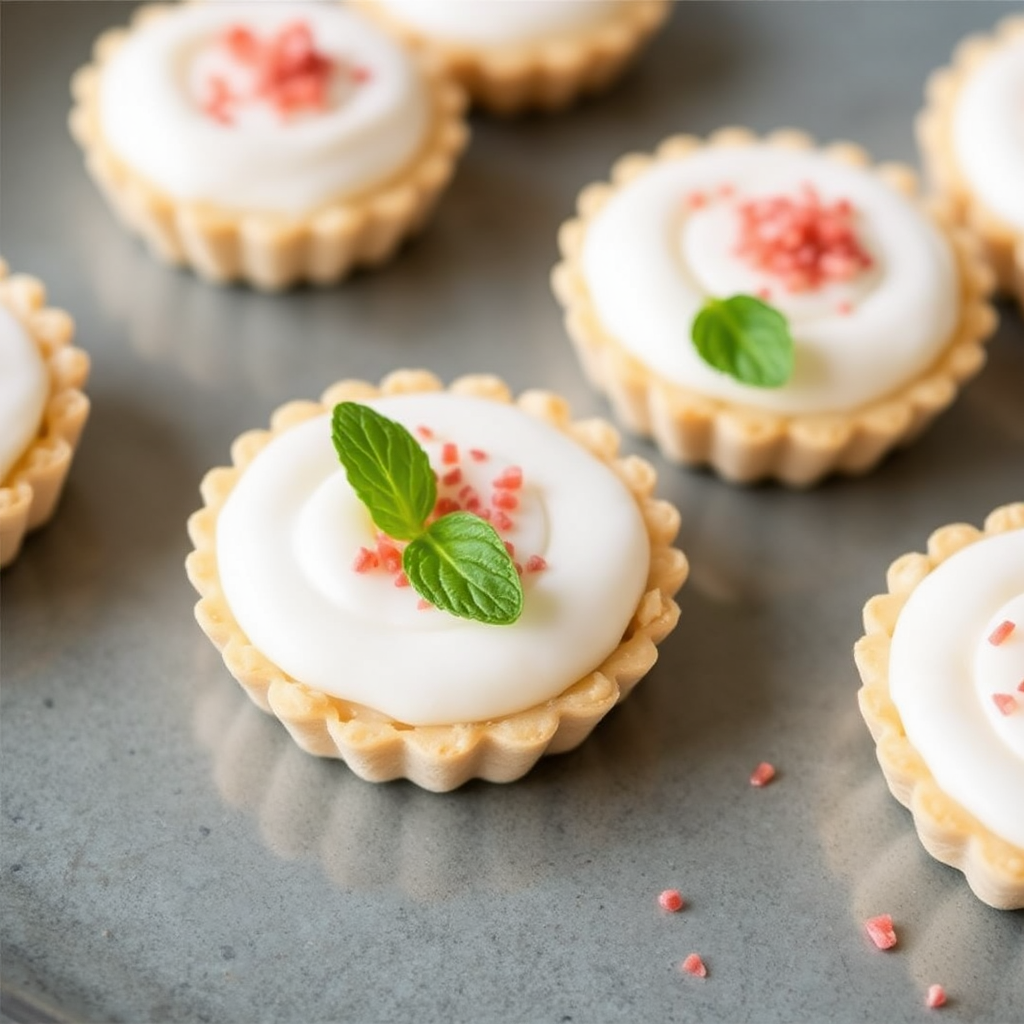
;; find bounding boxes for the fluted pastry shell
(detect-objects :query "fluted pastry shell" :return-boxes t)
[854,502,1024,910]
[552,127,997,487]
[917,15,1024,312]
[0,262,91,569]
[352,0,669,116]
[186,370,688,792]
[68,4,469,291]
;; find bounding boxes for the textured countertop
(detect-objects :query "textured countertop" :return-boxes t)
[2,2,1022,1022]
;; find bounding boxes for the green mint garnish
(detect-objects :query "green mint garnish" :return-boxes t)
[691,294,795,388]
[330,402,524,626]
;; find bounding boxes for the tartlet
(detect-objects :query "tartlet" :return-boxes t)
[854,502,1024,910]
[0,262,90,569]
[186,370,687,792]
[917,16,1024,312]
[352,0,669,115]
[552,128,997,487]
[69,2,468,291]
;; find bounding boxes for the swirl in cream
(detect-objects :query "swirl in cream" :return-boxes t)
[889,529,1024,848]
[580,144,959,415]
[216,393,650,726]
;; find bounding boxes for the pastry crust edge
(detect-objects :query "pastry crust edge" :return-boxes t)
[551,127,998,487]
[916,15,1024,312]
[854,501,1024,910]
[0,262,91,569]
[67,3,470,291]
[352,0,669,116]
[185,369,689,792]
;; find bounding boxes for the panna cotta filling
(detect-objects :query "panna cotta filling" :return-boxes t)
[98,2,430,215]
[371,0,622,47]
[952,35,1024,233]
[0,305,48,482]
[216,393,651,726]
[580,144,959,415]
[889,529,1024,848]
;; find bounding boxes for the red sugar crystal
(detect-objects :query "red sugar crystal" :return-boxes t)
[513,562,524,576]
[377,540,402,574]
[749,762,776,787]
[493,466,523,490]
[492,490,519,511]
[925,984,947,1009]
[504,541,516,557]
[478,507,492,521]
[525,555,547,573]
[992,693,1018,716]
[415,425,434,441]
[756,286,772,301]
[434,497,461,516]
[394,572,410,588]
[680,954,707,978]
[352,546,378,573]
[465,497,481,512]
[469,448,489,462]
[988,619,1016,646]
[658,889,685,913]
[492,511,514,533]
[203,75,235,125]
[836,300,853,315]
[442,468,463,486]
[416,598,432,611]
[1018,679,1024,692]
[864,914,897,950]
[442,443,459,465]
[685,190,708,210]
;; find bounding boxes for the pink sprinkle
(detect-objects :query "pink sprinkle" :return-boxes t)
[525,555,547,573]
[377,540,402,574]
[756,286,772,301]
[492,511,514,533]
[749,762,776,787]
[680,954,707,978]
[415,425,434,441]
[513,562,524,576]
[504,541,516,557]
[992,693,1018,716]
[658,889,685,913]
[1018,679,1024,692]
[492,490,519,511]
[442,443,459,465]
[417,598,432,611]
[434,497,461,516]
[864,914,897,950]
[836,300,853,315]
[442,468,463,486]
[925,984,947,1009]
[394,572,410,588]
[718,182,736,198]
[478,507,492,521]
[469,448,489,462]
[350,65,371,84]
[352,546,378,573]
[685,190,708,210]
[465,497,481,512]
[988,620,1016,646]
[493,466,523,490]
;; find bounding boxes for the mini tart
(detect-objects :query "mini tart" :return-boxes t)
[552,128,996,487]
[186,370,687,792]
[69,3,468,291]
[351,0,669,116]
[917,16,1024,312]
[0,263,90,568]
[854,502,1024,910]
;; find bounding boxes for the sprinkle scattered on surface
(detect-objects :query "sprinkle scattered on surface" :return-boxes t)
[864,914,897,950]
[992,693,1018,717]
[658,889,685,913]
[750,762,776,787]
[988,619,1016,646]
[925,984,947,1009]
[680,954,707,978]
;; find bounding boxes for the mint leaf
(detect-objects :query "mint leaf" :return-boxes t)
[691,295,794,388]
[331,402,436,541]
[403,512,524,625]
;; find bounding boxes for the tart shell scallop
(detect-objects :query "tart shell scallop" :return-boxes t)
[854,502,1024,910]
[551,128,996,487]
[917,16,1024,312]
[0,263,90,569]
[351,0,669,116]
[185,370,688,792]
[68,4,469,291]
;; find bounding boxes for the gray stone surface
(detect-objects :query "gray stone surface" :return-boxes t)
[2,2,1022,1022]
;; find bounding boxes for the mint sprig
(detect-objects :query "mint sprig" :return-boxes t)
[330,402,524,626]
[691,294,795,388]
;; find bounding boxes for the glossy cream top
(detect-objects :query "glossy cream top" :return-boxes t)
[98,2,430,215]
[0,305,48,483]
[580,145,960,415]
[889,529,1024,848]
[952,35,1024,233]
[372,0,622,47]
[216,393,651,726]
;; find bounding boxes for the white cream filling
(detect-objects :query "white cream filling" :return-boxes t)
[216,393,651,726]
[0,305,48,483]
[889,530,1024,849]
[99,2,430,215]
[580,145,959,416]
[952,35,1024,233]
[372,0,621,47]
